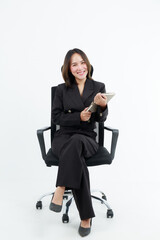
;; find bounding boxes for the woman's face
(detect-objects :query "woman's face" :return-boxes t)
[70,53,88,82]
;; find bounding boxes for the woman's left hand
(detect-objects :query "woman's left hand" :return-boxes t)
[94,93,107,108]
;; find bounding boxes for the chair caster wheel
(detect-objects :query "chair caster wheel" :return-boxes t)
[107,209,114,218]
[36,201,42,209]
[63,195,68,200]
[62,214,69,223]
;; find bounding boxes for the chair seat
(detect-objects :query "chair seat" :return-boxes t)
[45,146,112,167]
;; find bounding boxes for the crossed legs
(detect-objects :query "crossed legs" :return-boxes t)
[51,133,99,229]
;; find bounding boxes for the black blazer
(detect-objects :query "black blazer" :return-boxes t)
[52,79,108,139]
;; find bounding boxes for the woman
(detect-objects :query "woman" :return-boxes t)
[50,48,108,237]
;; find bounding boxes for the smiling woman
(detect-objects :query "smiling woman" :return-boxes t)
[50,48,108,237]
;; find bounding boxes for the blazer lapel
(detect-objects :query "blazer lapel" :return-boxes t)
[67,84,85,110]
[66,79,94,110]
[81,79,94,103]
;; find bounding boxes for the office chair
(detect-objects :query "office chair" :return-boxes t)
[36,72,119,223]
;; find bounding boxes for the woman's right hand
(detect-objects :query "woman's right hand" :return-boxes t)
[80,108,91,121]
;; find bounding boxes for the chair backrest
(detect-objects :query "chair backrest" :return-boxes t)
[50,86,105,147]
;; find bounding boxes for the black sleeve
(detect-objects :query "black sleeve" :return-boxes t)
[51,86,81,126]
[94,83,108,122]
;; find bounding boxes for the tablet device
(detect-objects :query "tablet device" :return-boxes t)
[101,92,115,103]
[86,92,115,112]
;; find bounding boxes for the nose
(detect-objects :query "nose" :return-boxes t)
[77,64,83,71]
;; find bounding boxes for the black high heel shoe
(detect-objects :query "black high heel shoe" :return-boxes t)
[49,193,63,213]
[78,218,92,237]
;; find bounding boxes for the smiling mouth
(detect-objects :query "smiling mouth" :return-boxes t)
[77,71,85,75]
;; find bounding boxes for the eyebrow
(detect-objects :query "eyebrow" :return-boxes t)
[71,60,85,65]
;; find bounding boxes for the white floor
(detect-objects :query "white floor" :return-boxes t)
[1,178,160,240]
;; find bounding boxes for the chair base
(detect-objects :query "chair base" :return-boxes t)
[36,189,114,222]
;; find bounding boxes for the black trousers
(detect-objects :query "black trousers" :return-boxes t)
[51,133,99,220]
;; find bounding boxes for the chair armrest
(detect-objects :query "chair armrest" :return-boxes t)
[104,126,119,161]
[37,126,51,160]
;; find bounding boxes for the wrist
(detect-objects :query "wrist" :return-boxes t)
[100,104,107,111]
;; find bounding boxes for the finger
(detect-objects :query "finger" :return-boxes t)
[98,93,102,98]
[84,113,91,118]
[101,94,107,100]
[98,94,102,99]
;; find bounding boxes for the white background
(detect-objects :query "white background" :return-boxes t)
[0,0,160,239]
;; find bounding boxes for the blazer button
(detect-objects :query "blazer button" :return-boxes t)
[68,110,71,113]
[100,113,103,117]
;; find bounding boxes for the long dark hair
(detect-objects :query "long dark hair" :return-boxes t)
[62,48,93,87]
